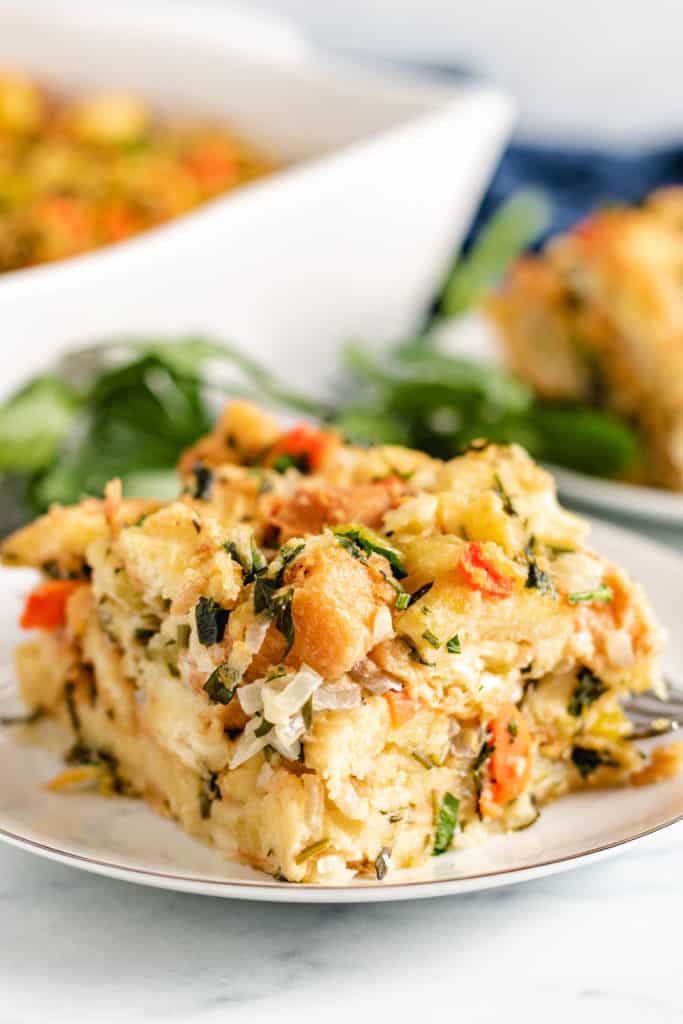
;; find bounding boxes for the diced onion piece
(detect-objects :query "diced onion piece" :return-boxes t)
[271,713,305,761]
[361,675,402,696]
[605,629,634,668]
[262,664,322,725]
[244,615,270,655]
[237,679,265,716]
[229,717,271,769]
[370,605,394,647]
[313,683,362,711]
[329,780,368,821]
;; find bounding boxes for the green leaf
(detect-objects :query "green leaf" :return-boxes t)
[440,190,551,317]
[195,597,230,647]
[332,525,407,579]
[0,376,81,472]
[203,664,237,705]
[531,405,641,477]
[568,667,608,717]
[568,584,613,605]
[433,792,459,855]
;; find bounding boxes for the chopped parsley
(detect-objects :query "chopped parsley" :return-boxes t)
[568,584,614,605]
[203,664,238,705]
[493,472,517,516]
[401,635,433,666]
[271,588,295,655]
[375,847,392,881]
[302,695,313,731]
[446,634,462,654]
[195,597,230,646]
[199,772,221,819]
[525,557,556,597]
[224,536,267,584]
[432,792,459,855]
[571,745,618,778]
[421,629,441,649]
[395,591,411,611]
[407,581,434,607]
[273,453,306,474]
[567,666,607,717]
[254,717,274,737]
[332,524,407,579]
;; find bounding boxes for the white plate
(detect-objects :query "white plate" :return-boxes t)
[548,466,683,526]
[1,517,682,903]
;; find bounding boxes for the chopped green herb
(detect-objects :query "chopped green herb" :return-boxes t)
[525,556,556,597]
[271,587,295,655]
[199,772,221,819]
[195,596,230,646]
[203,664,237,705]
[294,838,332,864]
[421,629,441,649]
[571,745,618,778]
[250,537,268,577]
[177,623,191,648]
[375,847,392,881]
[507,718,518,741]
[332,524,407,579]
[407,581,434,607]
[401,635,433,666]
[254,717,274,737]
[472,738,494,773]
[395,591,411,611]
[446,634,462,654]
[272,453,299,474]
[568,584,614,605]
[224,535,268,584]
[432,792,459,855]
[568,666,607,717]
[412,751,434,770]
[134,627,156,645]
[493,472,517,516]
[302,695,313,731]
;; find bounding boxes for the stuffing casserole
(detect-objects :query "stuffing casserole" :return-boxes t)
[0,72,273,272]
[490,188,683,490]
[3,401,677,883]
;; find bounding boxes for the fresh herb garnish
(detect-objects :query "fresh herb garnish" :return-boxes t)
[224,535,267,584]
[395,591,411,611]
[421,629,441,649]
[568,666,607,717]
[432,792,459,855]
[412,751,434,770]
[571,745,618,778]
[203,664,238,705]
[375,847,392,880]
[493,472,517,516]
[254,717,274,737]
[446,634,462,654]
[199,772,221,819]
[195,597,230,646]
[332,525,407,579]
[302,695,313,731]
[507,718,518,741]
[568,584,614,605]
[177,623,191,648]
[401,635,433,666]
[407,581,434,607]
[271,588,295,655]
[525,556,556,597]
[294,838,332,864]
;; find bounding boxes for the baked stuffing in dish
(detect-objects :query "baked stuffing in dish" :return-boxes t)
[0,72,273,272]
[490,188,683,490]
[3,401,679,883]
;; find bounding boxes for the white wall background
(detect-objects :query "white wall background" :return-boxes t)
[250,0,683,145]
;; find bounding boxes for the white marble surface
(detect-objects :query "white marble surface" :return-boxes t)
[2,819,683,1023]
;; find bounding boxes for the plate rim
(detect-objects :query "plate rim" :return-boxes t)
[548,463,683,525]
[2,514,683,903]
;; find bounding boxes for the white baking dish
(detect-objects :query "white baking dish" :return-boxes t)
[0,2,514,397]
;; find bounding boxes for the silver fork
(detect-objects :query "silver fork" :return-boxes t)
[624,678,683,739]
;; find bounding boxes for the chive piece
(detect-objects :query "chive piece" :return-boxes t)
[203,664,237,705]
[191,462,213,500]
[177,623,191,648]
[408,581,434,607]
[446,634,462,654]
[302,695,313,731]
[250,537,268,577]
[375,847,392,881]
[525,557,556,597]
[195,597,230,646]
[395,591,410,611]
[571,745,618,778]
[567,666,607,717]
[401,635,433,666]
[254,717,274,737]
[432,793,460,855]
[568,584,614,605]
[332,525,407,579]
[493,472,517,516]
[294,838,332,865]
[412,751,433,770]
[421,629,441,649]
